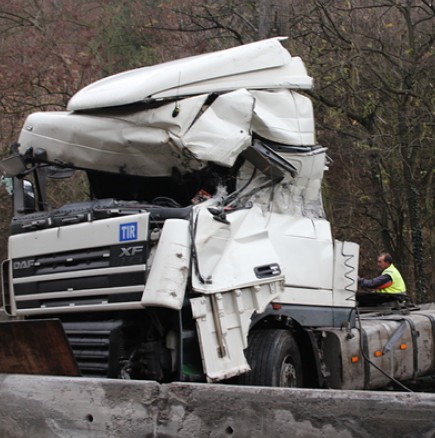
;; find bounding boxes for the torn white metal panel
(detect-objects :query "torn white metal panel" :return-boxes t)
[190,281,284,382]
[236,147,326,220]
[280,148,328,217]
[17,110,199,177]
[68,38,312,111]
[17,92,252,175]
[232,162,334,292]
[251,90,315,145]
[173,89,254,166]
[192,205,285,294]
[141,219,191,310]
[189,148,332,295]
[18,88,316,177]
[152,55,310,99]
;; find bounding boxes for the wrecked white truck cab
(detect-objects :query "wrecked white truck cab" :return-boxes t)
[2,38,434,390]
[18,37,314,176]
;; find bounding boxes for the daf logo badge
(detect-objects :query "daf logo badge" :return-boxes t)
[13,259,35,270]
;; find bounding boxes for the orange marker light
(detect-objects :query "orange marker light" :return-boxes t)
[374,351,382,357]
[351,356,360,363]
[272,303,282,310]
[400,343,407,350]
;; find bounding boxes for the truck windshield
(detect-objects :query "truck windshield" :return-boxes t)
[86,164,238,207]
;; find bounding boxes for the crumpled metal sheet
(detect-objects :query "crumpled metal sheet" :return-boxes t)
[68,38,312,111]
[18,88,314,177]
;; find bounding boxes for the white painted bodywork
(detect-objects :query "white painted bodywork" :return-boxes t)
[191,282,284,381]
[3,38,363,384]
[192,204,285,293]
[18,88,314,176]
[142,219,191,310]
[188,147,358,380]
[9,213,149,259]
[67,38,312,110]
[17,39,314,176]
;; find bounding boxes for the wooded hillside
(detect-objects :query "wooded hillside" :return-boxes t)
[0,0,433,301]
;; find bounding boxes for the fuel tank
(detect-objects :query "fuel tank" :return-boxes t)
[322,307,435,390]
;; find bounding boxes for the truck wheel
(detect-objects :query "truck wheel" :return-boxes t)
[239,329,303,387]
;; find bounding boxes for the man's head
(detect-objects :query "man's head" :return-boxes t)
[377,252,392,270]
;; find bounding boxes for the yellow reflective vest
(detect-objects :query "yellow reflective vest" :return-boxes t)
[377,264,406,294]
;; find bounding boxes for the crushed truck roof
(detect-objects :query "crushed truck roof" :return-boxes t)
[68,37,312,111]
[14,38,316,177]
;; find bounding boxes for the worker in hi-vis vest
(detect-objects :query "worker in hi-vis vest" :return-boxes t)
[356,252,407,307]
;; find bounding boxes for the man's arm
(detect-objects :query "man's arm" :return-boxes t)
[358,274,393,290]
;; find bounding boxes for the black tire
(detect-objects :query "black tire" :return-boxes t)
[239,329,303,387]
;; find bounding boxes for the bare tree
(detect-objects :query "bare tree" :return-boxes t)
[0,0,433,300]
[145,0,435,300]
[288,0,434,301]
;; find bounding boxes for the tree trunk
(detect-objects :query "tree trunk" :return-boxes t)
[398,102,427,303]
[257,0,290,39]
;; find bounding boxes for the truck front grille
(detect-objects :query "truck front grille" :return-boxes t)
[62,320,124,378]
[11,242,147,314]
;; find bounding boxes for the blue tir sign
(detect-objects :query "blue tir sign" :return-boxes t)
[119,222,138,241]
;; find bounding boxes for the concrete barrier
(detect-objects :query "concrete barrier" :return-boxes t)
[0,374,435,437]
